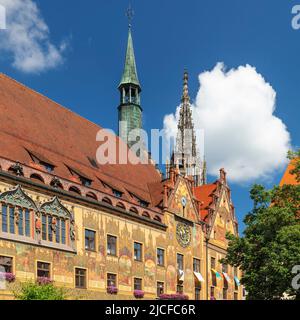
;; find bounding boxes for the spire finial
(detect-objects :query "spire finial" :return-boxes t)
[182,70,190,104]
[126,4,134,28]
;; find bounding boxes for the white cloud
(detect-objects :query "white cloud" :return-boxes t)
[164,63,291,184]
[0,0,67,73]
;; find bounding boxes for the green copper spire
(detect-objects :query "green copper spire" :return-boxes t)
[119,27,140,88]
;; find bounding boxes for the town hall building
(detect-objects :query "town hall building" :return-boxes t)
[0,24,242,300]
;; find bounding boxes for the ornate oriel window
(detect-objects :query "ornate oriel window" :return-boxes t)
[0,185,75,250]
[0,185,37,238]
[39,197,73,246]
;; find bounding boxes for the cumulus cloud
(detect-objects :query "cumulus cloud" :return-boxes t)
[163,63,291,183]
[0,0,67,73]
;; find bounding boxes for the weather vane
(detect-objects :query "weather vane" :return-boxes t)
[126,4,134,28]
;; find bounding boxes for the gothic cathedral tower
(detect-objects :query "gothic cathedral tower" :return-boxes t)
[118,25,142,148]
[168,71,207,186]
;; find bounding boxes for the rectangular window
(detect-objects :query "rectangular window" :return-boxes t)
[223,288,228,300]
[48,216,52,242]
[177,284,183,294]
[195,287,201,300]
[211,257,216,269]
[25,209,30,237]
[37,261,50,278]
[157,282,164,297]
[85,229,96,251]
[75,268,86,289]
[234,292,238,300]
[107,273,117,288]
[0,256,13,273]
[193,258,201,273]
[211,257,217,286]
[61,220,66,245]
[56,219,61,243]
[2,205,7,232]
[212,271,217,287]
[42,215,47,240]
[157,248,165,266]
[9,207,14,234]
[222,263,228,273]
[134,278,142,291]
[210,286,215,299]
[177,254,184,270]
[134,242,143,261]
[18,208,24,236]
[224,278,229,289]
[107,235,117,256]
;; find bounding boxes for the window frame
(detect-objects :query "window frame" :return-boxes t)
[85,229,96,252]
[133,242,143,262]
[177,253,184,271]
[157,248,165,267]
[36,261,51,279]
[75,267,87,289]
[157,281,164,297]
[0,255,14,274]
[107,234,117,256]
[193,258,201,273]
[133,277,142,291]
[107,273,117,288]
[195,286,201,300]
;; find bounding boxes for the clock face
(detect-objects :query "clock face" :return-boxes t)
[181,196,187,208]
[176,223,191,248]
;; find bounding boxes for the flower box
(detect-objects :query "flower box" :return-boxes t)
[158,293,189,300]
[107,286,118,294]
[0,272,16,283]
[134,290,145,299]
[37,277,53,285]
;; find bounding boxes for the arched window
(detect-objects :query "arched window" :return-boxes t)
[142,212,150,219]
[40,197,72,246]
[154,215,162,223]
[0,185,37,238]
[69,186,81,195]
[102,197,112,206]
[129,207,139,215]
[116,202,126,210]
[86,192,97,200]
[30,173,45,184]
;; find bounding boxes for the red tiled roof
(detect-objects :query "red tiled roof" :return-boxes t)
[0,73,161,207]
[194,183,217,220]
[280,160,298,186]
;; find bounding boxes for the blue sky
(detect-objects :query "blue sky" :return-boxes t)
[0,0,299,232]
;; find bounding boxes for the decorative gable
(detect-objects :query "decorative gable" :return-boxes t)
[0,185,37,210]
[40,197,71,219]
[168,177,198,223]
[210,188,237,246]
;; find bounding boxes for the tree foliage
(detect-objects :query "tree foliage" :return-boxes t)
[223,151,300,300]
[14,281,66,300]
